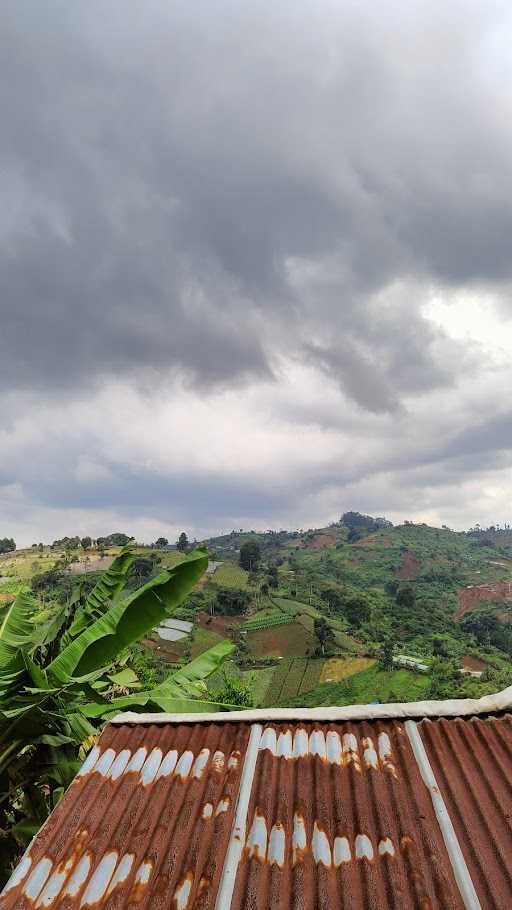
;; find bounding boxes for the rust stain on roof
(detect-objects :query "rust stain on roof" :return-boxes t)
[421,714,512,909]
[3,713,512,908]
[0,722,249,910]
[231,721,464,909]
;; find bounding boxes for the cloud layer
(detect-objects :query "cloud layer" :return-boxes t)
[2,0,512,543]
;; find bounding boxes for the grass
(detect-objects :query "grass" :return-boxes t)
[283,664,431,707]
[212,563,249,588]
[190,626,224,658]
[0,551,59,581]
[158,550,188,569]
[320,656,375,683]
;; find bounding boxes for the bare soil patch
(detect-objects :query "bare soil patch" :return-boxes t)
[459,655,488,672]
[306,533,337,550]
[454,581,512,620]
[396,550,421,580]
[247,622,314,658]
[142,636,186,664]
[196,611,243,636]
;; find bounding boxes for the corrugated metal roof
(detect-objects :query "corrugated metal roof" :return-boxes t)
[0,722,250,910]
[232,721,464,910]
[2,709,512,909]
[421,715,512,909]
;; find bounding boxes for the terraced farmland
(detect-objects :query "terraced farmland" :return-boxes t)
[243,612,292,631]
[262,657,326,706]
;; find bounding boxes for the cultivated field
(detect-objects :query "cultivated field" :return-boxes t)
[246,621,314,658]
[211,563,249,588]
[320,656,375,683]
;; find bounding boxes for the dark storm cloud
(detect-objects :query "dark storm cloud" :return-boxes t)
[2,1,512,410]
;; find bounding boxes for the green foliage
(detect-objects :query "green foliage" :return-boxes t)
[427,658,459,699]
[214,587,251,616]
[0,546,235,883]
[61,543,137,646]
[128,554,161,585]
[51,535,80,550]
[0,591,35,696]
[267,566,279,589]
[243,613,292,631]
[210,671,254,708]
[96,532,130,547]
[0,539,15,555]
[177,532,189,552]
[378,637,394,671]
[314,617,335,655]
[461,607,512,653]
[341,512,392,531]
[396,584,416,608]
[284,664,431,708]
[240,539,261,571]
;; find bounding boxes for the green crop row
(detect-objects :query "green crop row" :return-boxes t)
[243,614,293,631]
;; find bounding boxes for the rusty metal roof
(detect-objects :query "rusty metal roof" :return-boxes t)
[2,709,512,909]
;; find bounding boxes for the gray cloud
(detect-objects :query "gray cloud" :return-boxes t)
[2,1,512,541]
[2,1,512,407]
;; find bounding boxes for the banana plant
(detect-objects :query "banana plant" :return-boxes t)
[0,542,235,883]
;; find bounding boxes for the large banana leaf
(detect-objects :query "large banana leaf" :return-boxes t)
[61,542,136,646]
[80,639,234,718]
[82,695,234,717]
[47,548,208,683]
[150,639,234,701]
[0,590,36,696]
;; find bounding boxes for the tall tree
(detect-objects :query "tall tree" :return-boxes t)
[177,532,189,552]
[0,538,16,554]
[239,540,261,571]
[378,637,394,670]
[314,617,335,655]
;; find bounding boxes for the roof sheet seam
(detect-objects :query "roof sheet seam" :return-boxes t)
[405,720,482,910]
[214,723,262,910]
[110,684,512,724]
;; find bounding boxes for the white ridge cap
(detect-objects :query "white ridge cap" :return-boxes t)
[109,684,512,724]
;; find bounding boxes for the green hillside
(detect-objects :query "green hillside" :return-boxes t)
[2,516,512,709]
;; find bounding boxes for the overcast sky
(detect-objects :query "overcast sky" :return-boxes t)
[2,0,512,545]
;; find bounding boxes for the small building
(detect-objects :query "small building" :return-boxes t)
[393,654,429,672]
[3,687,512,908]
[459,668,483,679]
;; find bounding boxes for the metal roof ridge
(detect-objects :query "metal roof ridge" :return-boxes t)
[109,683,512,724]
